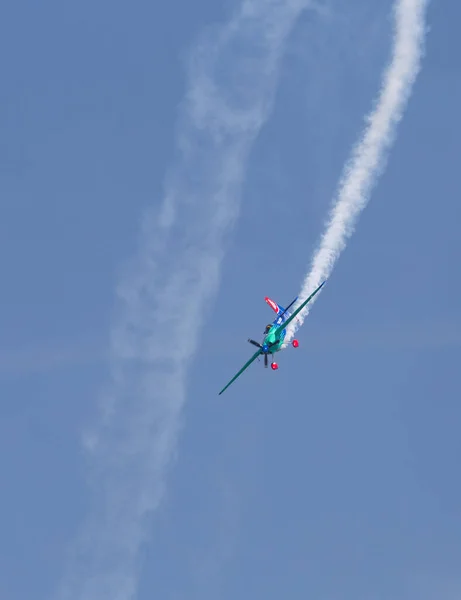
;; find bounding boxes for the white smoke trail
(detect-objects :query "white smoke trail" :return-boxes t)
[286,0,428,341]
[55,1,316,599]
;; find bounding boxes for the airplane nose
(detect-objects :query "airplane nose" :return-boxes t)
[262,344,269,353]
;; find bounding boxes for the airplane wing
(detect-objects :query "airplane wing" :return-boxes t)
[274,281,325,337]
[218,349,261,395]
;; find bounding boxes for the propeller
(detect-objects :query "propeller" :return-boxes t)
[248,338,279,349]
[248,338,279,368]
[248,338,262,348]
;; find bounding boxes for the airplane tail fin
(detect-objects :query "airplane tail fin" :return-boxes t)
[265,297,285,315]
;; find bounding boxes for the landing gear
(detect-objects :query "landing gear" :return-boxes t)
[292,339,299,348]
[271,362,278,370]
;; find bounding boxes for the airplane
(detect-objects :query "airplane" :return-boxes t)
[218,281,325,395]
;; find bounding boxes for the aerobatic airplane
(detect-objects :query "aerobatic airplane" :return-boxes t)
[218,281,325,395]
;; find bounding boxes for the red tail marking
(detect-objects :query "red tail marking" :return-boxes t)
[265,297,279,314]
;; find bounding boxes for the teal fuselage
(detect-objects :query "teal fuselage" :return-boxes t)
[261,324,286,354]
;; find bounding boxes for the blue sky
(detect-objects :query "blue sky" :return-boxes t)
[1,1,460,599]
